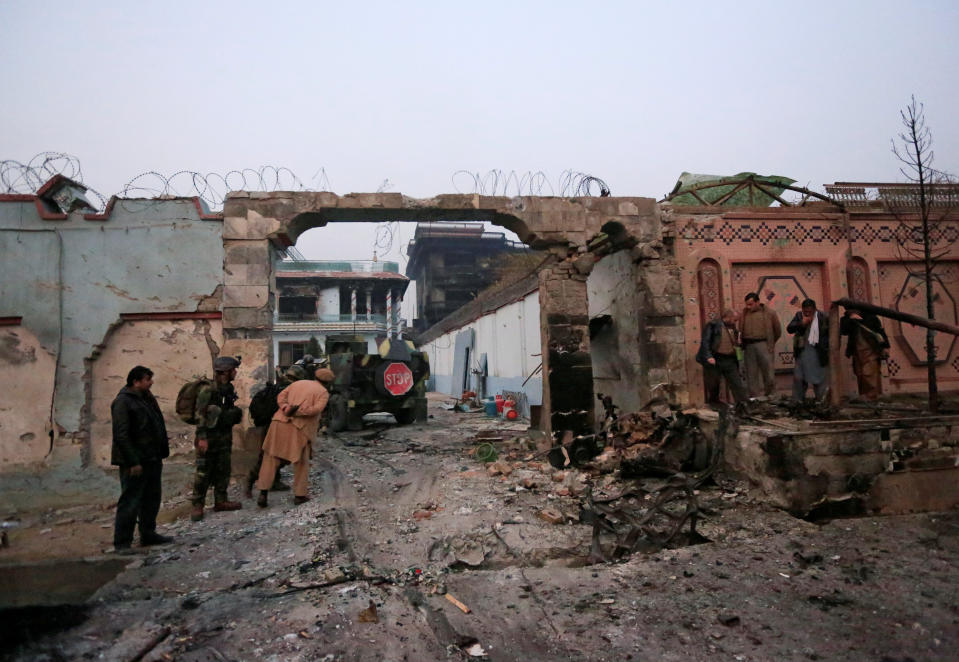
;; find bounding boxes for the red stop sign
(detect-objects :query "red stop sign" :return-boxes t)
[382,362,414,396]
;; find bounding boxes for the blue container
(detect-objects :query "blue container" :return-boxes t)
[483,398,498,417]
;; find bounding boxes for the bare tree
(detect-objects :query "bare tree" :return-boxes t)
[889,96,959,412]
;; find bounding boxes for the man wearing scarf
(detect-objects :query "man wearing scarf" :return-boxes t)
[787,298,830,401]
[255,367,336,507]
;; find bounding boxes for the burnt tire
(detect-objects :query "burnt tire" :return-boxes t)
[328,395,348,433]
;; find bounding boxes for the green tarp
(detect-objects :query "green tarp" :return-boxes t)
[667,172,797,207]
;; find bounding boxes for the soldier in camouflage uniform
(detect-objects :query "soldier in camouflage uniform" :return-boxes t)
[191,356,244,521]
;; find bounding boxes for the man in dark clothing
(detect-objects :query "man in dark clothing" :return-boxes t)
[244,367,299,498]
[696,309,747,404]
[191,356,244,521]
[787,298,830,401]
[840,309,890,401]
[111,365,172,553]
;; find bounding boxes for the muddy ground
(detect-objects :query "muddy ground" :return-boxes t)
[2,395,958,661]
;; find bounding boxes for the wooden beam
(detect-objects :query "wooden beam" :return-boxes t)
[833,298,959,337]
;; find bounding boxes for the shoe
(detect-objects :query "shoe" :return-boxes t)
[141,532,174,546]
[191,505,204,522]
[244,478,254,500]
[293,496,310,505]
[213,501,242,512]
[114,544,138,555]
[271,480,291,492]
[257,491,268,508]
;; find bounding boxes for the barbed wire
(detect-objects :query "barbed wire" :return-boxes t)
[4,154,613,220]
[117,166,324,210]
[452,169,610,197]
[1,152,330,212]
[1,152,109,209]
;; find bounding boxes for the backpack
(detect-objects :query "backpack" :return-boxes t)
[249,382,283,427]
[175,377,213,424]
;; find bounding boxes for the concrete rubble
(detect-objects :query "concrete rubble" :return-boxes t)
[1,397,958,661]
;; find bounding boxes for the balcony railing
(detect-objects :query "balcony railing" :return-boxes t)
[277,313,391,324]
[277,260,399,274]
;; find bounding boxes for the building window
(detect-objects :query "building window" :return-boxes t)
[278,296,316,318]
[278,342,308,368]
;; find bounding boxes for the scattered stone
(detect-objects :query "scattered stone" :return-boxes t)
[358,600,378,623]
[537,508,564,525]
[487,461,513,477]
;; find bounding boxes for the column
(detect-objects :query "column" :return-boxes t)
[385,289,393,337]
[397,293,404,339]
[538,262,594,438]
[350,287,357,322]
[365,289,372,322]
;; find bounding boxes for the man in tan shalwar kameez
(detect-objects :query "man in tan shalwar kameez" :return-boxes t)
[256,367,335,507]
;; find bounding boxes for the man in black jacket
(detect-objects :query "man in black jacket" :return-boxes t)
[111,365,172,552]
[695,309,747,404]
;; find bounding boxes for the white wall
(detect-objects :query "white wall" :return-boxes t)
[318,287,340,316]
[422,291,542,406]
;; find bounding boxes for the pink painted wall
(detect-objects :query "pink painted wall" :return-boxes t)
[672,206,959,404]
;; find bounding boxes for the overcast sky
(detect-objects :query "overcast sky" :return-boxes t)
[2,0,958,309]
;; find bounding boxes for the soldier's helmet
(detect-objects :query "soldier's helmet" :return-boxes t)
[213,356,241,372]
[284,364,307,381]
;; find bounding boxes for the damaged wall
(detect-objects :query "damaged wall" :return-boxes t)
[0,325,56,466]
[88,317,223,467]
[726,421,959,516]
[219,192,668,437]
[587,251,644,418]
[0,196,224,470]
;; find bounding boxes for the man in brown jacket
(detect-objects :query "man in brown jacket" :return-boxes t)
[740,292,782,398]
[255,367,335,507]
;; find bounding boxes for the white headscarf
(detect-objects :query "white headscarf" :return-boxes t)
[807,312,820,346]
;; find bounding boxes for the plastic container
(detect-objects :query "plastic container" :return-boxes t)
[495,394,504,414]
[483,398,498,417]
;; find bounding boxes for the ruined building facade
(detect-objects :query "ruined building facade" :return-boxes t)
[3,182,959,477]
[405,221,528,331]
[273,259,409,370]
[0,190,224,468]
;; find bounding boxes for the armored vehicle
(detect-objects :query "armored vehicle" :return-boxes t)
[324,337,429,432]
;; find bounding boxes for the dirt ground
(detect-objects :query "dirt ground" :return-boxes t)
[2,395,959,661]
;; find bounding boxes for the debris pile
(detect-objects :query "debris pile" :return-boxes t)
[548,395,722,477]
[462,395,735,563]
[580,473,709,563]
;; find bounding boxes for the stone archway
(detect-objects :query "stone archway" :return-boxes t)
[220,192,666,436]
